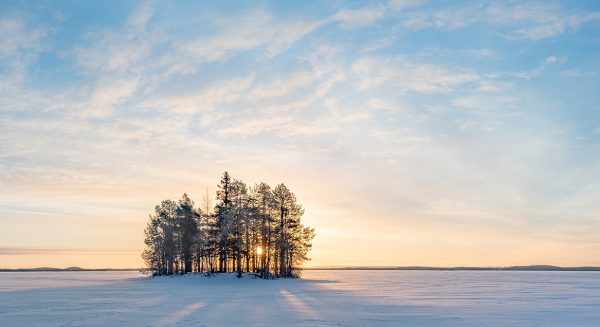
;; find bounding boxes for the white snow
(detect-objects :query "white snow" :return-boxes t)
[1,270,599,326]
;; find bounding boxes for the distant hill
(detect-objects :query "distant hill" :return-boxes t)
[305,265,600,271]
[0,267,139,272]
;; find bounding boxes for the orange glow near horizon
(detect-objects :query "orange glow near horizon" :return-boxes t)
[1,174,600,269]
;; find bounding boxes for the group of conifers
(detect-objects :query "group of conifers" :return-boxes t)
[142,172,315,278]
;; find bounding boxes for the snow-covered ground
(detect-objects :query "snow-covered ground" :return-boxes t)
[1,270,599,326]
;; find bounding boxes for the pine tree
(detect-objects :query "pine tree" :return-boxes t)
[177,193,198,274]
[271,183,303,277]
[141,172,315,278]
[250,182,273,278]
[215,172,232,272]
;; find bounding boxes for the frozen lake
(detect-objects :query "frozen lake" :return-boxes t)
[1,270,599,326]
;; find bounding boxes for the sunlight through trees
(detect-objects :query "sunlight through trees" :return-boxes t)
[142,172,315,278]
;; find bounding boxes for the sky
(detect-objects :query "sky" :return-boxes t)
[1,0,599,269]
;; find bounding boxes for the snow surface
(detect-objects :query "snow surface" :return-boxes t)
[1,270,599,326]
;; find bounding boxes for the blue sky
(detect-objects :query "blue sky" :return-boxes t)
[0,0,599,268]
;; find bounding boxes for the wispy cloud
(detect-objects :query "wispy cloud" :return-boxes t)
[164,10,325,75]
[0,16,48,58]
[486,2,600,40]
[71,2,157,74]
[352,56,480,93]
[333,5,386,26]
[397,1,600,40]
[386,0,424,11]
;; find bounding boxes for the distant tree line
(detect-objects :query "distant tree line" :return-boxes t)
[142,172,315,278]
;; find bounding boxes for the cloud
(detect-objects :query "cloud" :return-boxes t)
[366,98,400,111]
[0,17,48,58]
[246,72,315,102]
[170,10,324,72]
[71,2,157,74]
[86,78,140,117]
[476,80,512,93]
[0,16,49,101]
[486,2,600,40]
[451,95,482,110]
[465,48,497,58]
[397,2,600,40]
[145,74,255,114]
[546,56,558,64]
[400,4,481,30]
[387,0,424,11]
[361,37,396,53]
[333,5,385,26]
[352,56,479,93]
[125,0,154,33]
[487,55,566,81]
[217,116,294,137]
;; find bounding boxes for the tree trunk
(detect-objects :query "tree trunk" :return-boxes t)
[245,223,250,273]
[237,231,242,278]
[279,208,285,276]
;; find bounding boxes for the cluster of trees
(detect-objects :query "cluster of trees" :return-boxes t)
[142,172,315,278]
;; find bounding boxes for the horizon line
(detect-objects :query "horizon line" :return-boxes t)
[3,264,600,271]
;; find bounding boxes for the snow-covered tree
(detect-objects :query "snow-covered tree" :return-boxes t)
[141,172,315,278]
